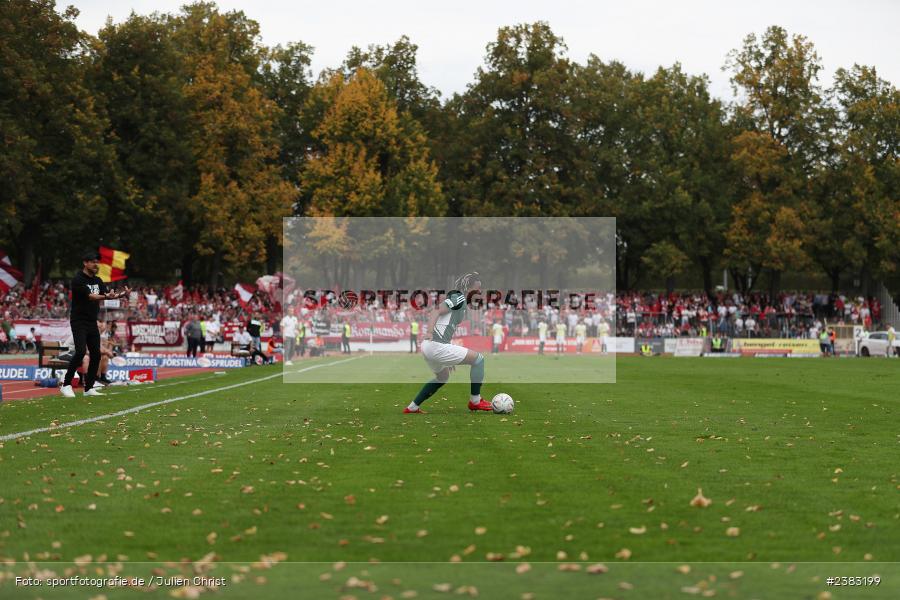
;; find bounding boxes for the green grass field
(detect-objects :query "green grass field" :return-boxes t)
[1,356,898,599]
[284,352,616,383]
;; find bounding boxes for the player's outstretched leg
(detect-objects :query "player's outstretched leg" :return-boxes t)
[405,368,450,414]
[462,350,491,411]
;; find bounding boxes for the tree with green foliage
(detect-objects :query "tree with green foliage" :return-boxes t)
[811,65,899,293]
[91,12,194,282]
[0,0,122,283]
[259,41,314,207]
[724,26,826,295]
[302,68,443,218]
[300,68,444,286]
[172,2,292,284]
[442,22,581,217]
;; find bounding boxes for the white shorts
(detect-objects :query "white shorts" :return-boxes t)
[576,336,585,344]
[421,340,469,373]
[556,336,565,343]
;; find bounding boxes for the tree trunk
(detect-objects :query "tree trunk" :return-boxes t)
[181,250,195,286]
[208,250,222,291]
[729,268,746,295]
[617,257,629,291]
[861,263,873,298]
[665,275,675,297]
[20,232,35,286]
[700,257,713,296]
[768,269,781,300]
[829,269,840,295]
[265,234,279,274]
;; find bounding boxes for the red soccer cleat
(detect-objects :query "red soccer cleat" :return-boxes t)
[467,397,492,412]
[403,407,427,414]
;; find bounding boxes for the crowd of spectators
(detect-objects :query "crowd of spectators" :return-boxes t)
[614,290,883,339]
[0,280,889,345]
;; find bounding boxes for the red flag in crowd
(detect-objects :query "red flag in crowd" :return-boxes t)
[234,282,256,308]
[169,280,184,302]
[255,272,296,309]
[0,251,22,295]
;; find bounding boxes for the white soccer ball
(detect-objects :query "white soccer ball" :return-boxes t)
[491,393,515,414]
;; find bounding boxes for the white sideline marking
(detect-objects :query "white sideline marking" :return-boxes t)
[0,357,361,443]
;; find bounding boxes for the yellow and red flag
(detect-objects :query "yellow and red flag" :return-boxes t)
[98,246,130,282]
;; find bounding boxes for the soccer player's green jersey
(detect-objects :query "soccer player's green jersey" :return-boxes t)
[432,290,467,343]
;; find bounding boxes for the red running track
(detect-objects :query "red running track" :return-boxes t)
[0,368,219,402]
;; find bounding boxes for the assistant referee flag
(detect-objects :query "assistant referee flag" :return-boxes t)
[98,246,130,282]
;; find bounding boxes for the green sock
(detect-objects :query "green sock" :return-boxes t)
[412,379,444,407]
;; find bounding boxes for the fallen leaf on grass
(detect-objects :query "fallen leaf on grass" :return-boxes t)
[615,548,632,560]
[474,526,486,535]
[170,585,203,599]
[676,565,691,574]
[516,563,531,574]
[726,527,741,537]
[690,488,712,508]
[586,563,608,574]
[629,526,646,535]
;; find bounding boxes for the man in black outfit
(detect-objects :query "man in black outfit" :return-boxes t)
[61,251,130,398]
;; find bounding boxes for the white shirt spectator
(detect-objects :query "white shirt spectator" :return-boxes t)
[237,330,252,346]
[146,292,158,306]
[567,311,578,334]
[281,314,298,338]
[205,319,220,343]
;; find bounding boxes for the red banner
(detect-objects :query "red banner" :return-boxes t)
[338,322,470,341]
[128,321,184,347]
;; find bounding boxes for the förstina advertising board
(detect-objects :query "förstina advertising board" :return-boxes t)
[284,217,616,384]
[112,356,245,369]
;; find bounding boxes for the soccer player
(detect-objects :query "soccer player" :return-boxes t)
[555,320,566,355]
[404,272,491,414]
[538,320,547,355]
[575,319,587,354]
[598,319,610,354]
